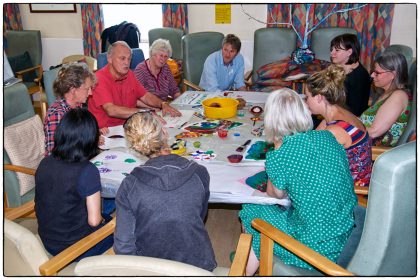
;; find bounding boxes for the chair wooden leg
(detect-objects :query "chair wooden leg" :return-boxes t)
[259,233,274,276]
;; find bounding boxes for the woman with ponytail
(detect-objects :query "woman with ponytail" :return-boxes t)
[305,64,372,186]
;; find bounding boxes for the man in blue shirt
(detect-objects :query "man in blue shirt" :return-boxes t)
[199,34,246,92]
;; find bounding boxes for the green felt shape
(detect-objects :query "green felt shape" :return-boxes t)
[124,158,136,163]
[245,170,268,192]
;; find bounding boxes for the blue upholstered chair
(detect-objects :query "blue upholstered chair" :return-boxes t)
[311,27,357,62]
[181,31,224,91]
[250,28,297,83]
[250,141,416,276]
[42,66,61,107]
[148,27,184,60]
[96,48,145,70]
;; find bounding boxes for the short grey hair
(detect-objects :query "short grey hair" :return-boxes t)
[149,39,172,58]
[264,88,313,143]
[107,41,132,56]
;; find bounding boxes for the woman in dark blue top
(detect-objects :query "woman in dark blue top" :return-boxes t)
[35,108,113,260]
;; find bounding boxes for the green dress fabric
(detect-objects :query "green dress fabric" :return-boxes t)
[360,93,411,147]
[239,130,357,270]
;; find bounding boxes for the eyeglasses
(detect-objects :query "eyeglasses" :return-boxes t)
[123,109,153,128]
[371,70,392,76]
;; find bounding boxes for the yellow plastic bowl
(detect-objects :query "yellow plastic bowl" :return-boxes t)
[202,97,239,119]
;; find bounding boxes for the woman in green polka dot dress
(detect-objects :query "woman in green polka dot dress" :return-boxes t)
[239,88,357,275]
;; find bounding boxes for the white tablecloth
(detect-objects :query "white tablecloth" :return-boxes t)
[92,91,290,206]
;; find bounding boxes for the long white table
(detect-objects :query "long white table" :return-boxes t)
[92,91,290,206]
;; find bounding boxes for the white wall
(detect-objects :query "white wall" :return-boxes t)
[390,4,417,53]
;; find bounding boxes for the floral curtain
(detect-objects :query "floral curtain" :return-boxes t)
[81,4,104,58]
[162,4,188,33]
[267,4,395,71]
[3,3,23,50]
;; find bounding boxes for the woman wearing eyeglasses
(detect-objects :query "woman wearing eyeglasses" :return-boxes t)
[330,34,371,116]
[360,51,412,147]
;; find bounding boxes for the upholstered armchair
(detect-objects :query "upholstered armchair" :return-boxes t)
[62,55,97,72]
[181,31,224,91]
[4,83,44,210]
[247,28,297,86]
[4,200,116,276]
[5,30,43,95]
[311,27,357,62]
[97,48,145,70]
[247,141,416,276]
[148,27,184,60]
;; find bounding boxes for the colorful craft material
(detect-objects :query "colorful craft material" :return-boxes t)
[251,124,264,137]
[175,131,201,139]
[193,141,201,148]
[170,139,187,155]
[245,141,274,160]
[189,150,217,161]
[250,105,263,116]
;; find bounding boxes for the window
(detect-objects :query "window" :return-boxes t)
[102,4,162,58]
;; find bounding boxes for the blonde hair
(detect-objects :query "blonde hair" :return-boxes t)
[306,64,347,105]
[124,112,167,157]
[264,88,313,143]
[149,38,172,58]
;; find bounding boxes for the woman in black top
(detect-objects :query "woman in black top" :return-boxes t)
[35,108,113,260]
[330,34,371,116]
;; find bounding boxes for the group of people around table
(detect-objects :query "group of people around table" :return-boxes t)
[34,31,413,274]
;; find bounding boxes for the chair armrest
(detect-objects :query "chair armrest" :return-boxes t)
[244,70,253,89]
[15,64,43,77]
[372,146,392,161]
[39,217,116,276]
[4,164,36,176]
[183,79,204,91]
[228,233,252,276]
[251,218,354,276]
[4,199,35,220]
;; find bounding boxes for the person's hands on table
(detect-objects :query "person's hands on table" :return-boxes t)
[161,102,182,117]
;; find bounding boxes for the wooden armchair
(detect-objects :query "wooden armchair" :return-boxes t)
[246,141,416,276]
[4,198,116,276]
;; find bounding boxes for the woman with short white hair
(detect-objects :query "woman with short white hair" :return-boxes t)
[239,88,357,275]
[134,38,180,101]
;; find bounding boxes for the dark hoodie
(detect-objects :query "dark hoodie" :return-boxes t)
[114,154,217,271]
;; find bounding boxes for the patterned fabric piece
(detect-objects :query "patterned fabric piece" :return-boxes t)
[360,95,412,147]
[245,171,268,192]
[162,4,188,33]
[267,4,394,71]
[81,4,104,58]
[251,58,329,92]
[239,130,357,269]
[4,115,45,196]
[326,120,372,186]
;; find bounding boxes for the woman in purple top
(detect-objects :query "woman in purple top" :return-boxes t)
[134,39,180,101]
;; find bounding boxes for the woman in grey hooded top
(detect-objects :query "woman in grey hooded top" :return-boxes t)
[114,111,216,271]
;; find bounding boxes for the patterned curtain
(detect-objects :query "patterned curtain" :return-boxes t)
[267,4,395,71]
[162,4,188,33]
[3,3,23,50]
[80,4,104,58]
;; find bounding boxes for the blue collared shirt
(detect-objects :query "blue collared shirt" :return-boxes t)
[199,50,245,92]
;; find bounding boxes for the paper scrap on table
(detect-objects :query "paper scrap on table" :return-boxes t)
[158,110,195,128]
[105,125,125,137]
[99,137,128,150]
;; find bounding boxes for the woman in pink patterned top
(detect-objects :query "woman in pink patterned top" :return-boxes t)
[305,64,372,186]
[134,39,180,101]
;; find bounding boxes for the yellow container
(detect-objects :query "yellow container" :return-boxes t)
[202,97,239,119]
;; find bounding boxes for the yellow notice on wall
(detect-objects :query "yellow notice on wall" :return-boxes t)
[215,4,231,24]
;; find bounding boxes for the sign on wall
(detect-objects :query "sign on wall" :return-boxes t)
[215,4,231,24]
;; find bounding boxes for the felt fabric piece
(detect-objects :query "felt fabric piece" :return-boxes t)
[8,51,37,82]
[4,115,45,196]
[245,170,268,192]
